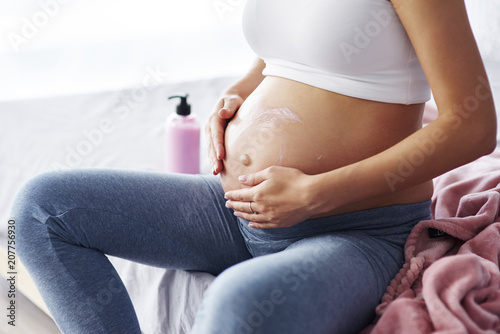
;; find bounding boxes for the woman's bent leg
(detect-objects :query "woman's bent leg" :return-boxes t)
[11,169,251,334]
[192,232,411,334]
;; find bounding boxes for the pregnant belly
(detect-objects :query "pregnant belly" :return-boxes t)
[221,106,310,191]
[220,105,356,192]
[219,76,433,210]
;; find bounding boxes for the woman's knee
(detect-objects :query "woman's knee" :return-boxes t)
[11,171,70,220]
[11,171,82,253]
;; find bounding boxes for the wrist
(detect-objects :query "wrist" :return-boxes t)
[304,173,339,217]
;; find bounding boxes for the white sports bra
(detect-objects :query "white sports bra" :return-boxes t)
[242,0,431,105]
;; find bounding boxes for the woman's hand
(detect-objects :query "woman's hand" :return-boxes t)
[224,166,318,229]
[205,94,244,175]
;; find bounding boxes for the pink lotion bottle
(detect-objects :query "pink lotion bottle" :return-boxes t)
[165,94,200,174]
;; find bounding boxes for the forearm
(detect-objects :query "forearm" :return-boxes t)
[223,58,266,100]
[310,99,497,215]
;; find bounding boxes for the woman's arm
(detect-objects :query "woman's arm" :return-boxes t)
[308,0,497,215]
[225,0,497,228]
[222,57,266,101]
[206,58,266,174]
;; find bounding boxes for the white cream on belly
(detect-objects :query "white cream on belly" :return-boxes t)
[226,107,303,167]
[227,107,303,147]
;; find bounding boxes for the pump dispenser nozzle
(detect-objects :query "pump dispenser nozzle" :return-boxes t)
[168,94,191,116]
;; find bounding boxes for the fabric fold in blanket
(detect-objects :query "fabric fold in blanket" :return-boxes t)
[361,149,500,334]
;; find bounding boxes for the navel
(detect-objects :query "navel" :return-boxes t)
[239,154,251,166]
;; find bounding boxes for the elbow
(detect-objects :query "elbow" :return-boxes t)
[470,109,497,157]
[480,103,497,155]
[441,103,498,160]
[480,124,497,155]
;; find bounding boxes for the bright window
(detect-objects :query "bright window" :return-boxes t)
[0,0,254,100]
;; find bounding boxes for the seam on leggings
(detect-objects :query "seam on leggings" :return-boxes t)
[199,176,256,257]
[39,175,221,230]
[198,175,224,207]
[48,206,196,257]
[237,223,258,257]
[47,206,164,232]
[198,175,240,226]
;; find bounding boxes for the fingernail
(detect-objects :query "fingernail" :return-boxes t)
[238,175,247,183]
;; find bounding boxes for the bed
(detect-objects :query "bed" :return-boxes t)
[1,2,499,333]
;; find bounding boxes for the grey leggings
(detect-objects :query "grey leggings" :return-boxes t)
[11,169,431,334]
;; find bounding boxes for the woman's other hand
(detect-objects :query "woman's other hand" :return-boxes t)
[206,94,244,175]
[224,166,318,229]
[206,58,266,175]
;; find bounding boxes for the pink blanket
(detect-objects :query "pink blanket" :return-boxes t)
[362,147,500,334]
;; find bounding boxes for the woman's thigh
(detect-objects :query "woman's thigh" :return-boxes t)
[13,169,251,274]
[192,232,402,334]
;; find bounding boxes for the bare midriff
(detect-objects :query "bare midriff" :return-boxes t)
[220,76,434,218]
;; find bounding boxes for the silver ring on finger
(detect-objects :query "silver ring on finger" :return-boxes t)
[249,201,256,214]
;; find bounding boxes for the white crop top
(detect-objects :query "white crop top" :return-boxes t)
[242,0,431,105]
